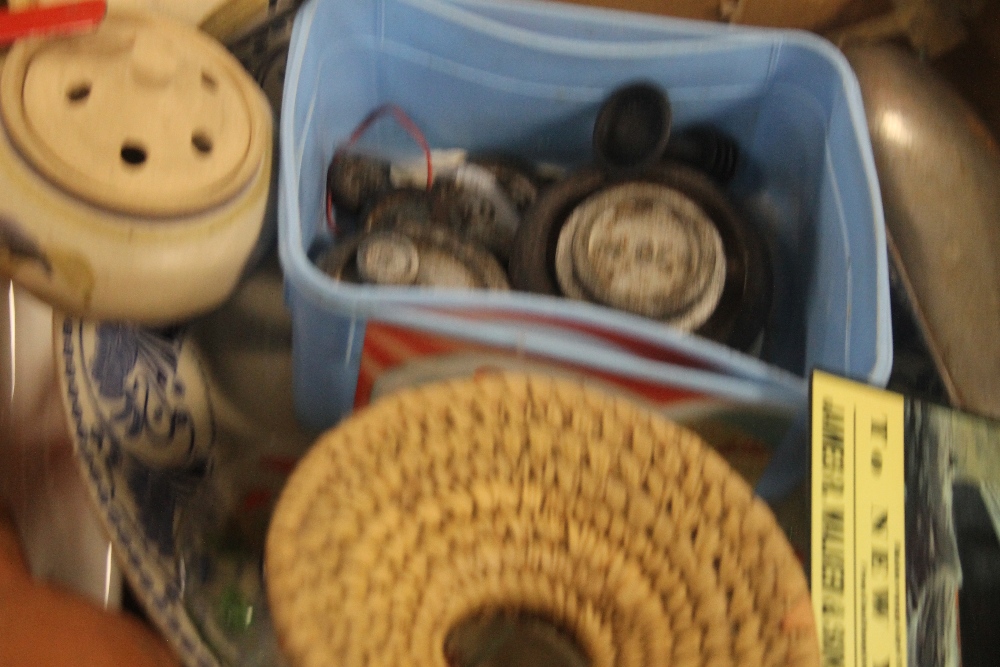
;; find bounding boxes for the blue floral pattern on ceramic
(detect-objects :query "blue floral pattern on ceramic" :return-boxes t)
[57,316,220,667]
[90,323,194,452]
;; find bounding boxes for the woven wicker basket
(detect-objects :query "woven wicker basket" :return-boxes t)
[265,374,819,667]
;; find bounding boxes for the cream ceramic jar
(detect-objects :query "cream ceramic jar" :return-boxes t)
[0,10,272,324]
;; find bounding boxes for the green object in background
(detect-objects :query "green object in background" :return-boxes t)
[217,583,255,635]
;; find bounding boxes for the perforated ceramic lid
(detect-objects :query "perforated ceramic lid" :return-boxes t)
[0,11,269,217]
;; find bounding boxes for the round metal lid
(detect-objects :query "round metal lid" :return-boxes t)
[320,226,509,291]
[356,231,420,286]
[400,225,510,291]
[592,82,672,172]
[556,182,726,329]
[431,163,520,261]
[470,156,540,213]
[0,11,269,217]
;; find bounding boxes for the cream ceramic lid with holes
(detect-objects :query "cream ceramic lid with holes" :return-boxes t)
[0,11,267,217]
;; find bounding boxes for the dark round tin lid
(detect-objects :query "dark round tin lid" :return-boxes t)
[327,152,392,214]
[593,82,672,172]
[469,155,542,214]
[431,164,521,260]
[556,182,726,329]
[363,188,435,234]
[316,234,365,284]
[401,225,510,290]
[511,163,771,350]
[509,167,610,296]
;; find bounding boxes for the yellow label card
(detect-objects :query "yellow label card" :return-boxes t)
[811,371,906,667]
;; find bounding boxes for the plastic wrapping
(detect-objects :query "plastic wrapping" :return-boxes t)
[0,278,121,608]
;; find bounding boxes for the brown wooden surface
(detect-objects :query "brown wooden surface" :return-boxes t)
[934,2,1000,142]
[546,0,857,30]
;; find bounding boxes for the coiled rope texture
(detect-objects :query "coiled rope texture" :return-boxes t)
[265,374,819,667]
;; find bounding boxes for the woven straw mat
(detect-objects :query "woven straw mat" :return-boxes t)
[265,373,819,667]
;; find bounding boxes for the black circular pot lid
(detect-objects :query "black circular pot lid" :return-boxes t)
[510,163,771,351]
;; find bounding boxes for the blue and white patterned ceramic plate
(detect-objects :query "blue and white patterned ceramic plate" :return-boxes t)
[54,315,221,667]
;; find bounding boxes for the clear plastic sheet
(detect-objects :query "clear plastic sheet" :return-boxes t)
[1,254,314,666]
[0,278,122,608]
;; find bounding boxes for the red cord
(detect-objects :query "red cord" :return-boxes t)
[325,103,433,236]
[0,1,106,45]
[325,189,335,234]
[342,104,433,189]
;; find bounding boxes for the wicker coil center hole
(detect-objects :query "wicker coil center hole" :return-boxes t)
[444,611,590,667]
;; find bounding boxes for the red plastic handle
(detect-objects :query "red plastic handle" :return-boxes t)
[0,1,107,45]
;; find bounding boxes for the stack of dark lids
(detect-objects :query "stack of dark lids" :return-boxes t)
[511,82,771,352]
[319,82,771,352]
[320,152,559,291]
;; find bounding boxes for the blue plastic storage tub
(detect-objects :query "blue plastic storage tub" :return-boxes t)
[279,0,891,430]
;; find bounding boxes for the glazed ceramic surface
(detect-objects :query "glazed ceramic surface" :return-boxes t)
[55,316,221,667]
[0,12,273,324]
[53,256,312,667]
